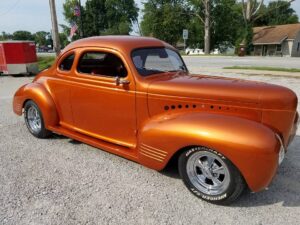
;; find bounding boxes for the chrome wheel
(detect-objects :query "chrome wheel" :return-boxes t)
[186,151,230,196]
[26,105,42,133]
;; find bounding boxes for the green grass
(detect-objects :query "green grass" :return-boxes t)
[38,56,55,71]
[223,66,300,73]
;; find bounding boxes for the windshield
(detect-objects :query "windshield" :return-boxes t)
[131,48,187,76]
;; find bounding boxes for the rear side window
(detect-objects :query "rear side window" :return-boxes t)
[82,52,106,60]
[59,54,75,71]
[77,51,127,78]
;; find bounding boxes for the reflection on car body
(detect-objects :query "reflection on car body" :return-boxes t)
[13,36,299,205]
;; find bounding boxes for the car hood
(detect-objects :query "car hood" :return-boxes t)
[147,73,297,110]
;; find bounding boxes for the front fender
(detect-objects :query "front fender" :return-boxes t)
[138,112,279,192]
[13,82,59,128]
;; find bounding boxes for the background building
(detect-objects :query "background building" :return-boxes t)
[253,23,300,57]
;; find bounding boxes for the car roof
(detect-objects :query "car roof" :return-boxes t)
[63,35,175,53]
[61,35,176,55]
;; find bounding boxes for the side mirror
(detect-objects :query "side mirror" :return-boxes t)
[115,76,130,86]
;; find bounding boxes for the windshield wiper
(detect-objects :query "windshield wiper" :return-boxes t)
[167,66,187,73]
[143,67,165,73]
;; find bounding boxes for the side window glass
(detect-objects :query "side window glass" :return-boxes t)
[59,54,75,71]
[77,51,127,78]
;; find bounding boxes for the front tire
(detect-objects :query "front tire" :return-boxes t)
[178,146,245,205]
[24,100,52,138]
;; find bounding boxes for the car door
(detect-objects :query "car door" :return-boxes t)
[70,48,137,148]
[47,52,75,128]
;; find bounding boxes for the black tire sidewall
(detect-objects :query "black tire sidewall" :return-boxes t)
[178,146,242,204]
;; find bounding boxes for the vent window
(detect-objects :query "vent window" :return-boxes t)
[59,54,75,71]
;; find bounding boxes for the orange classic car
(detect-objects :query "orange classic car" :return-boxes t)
[13,36,299,204]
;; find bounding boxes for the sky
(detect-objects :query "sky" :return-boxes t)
[0,0,299,34]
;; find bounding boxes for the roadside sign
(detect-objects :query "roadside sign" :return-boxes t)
[183,29,188,40]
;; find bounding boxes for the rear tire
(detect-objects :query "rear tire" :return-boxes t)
[24,100,52,138]
[178,146,245,205]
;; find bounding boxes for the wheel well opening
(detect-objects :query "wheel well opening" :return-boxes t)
[160,145,198,178]
[22,99,31,113]
[161,145,249,191]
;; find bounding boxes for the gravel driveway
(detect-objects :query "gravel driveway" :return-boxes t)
[0,67,299,225]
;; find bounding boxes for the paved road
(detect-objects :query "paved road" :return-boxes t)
[0,72,299,225]
[183,56,300,69]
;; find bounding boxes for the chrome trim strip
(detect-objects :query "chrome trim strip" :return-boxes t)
[140,152,163,162]
[140,149,165,160]
[141,143,167,154]
[140,146,167,157]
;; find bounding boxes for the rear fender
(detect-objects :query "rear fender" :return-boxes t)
[138,112,279,192]
[13,82,59,128]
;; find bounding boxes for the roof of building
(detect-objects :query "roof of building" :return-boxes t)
[253,23,300,45]
[62,35,175,55]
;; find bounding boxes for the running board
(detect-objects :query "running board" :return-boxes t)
[49,126,139,162]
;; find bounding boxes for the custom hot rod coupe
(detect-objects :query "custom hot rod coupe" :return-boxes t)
[13,36,299,204]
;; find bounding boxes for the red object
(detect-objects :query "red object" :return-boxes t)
[74,5,81,17]
[238,44,246,57]
[70,23,78,38]
[0,41,38,75]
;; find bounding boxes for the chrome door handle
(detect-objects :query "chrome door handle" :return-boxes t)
[115,77,130,86]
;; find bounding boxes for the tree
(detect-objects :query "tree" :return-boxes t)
[83,0,106,37]
[239,0,264,49]
[185,0,244,52]
[141,0,189,46]
[34,31,50,47]
[203,0,211,54]
[187,0,212,54]
[186,16,204,49]
[255,0,298,26]
[63,0,138,39]
[104,0,138,34]
[212,0,244,51]
[63,0,85,40]
[59,33,70,48]
[12,31,34,41]
[0,32,12,41]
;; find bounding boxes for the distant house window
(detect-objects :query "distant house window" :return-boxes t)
[297,42,300,52]
[276,45,282,52]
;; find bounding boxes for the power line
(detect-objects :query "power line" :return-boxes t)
[0,0,22,17]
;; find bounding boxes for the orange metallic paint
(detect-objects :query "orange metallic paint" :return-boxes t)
[13,36,299,192]
[13,82,59,128]
[138,112,279,192]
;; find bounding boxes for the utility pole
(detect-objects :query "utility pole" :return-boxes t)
[49,0,61,56]
[78,0,84,37]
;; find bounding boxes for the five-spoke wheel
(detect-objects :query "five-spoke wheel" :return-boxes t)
[179,147,246,205]
[26,105,42,133]
[24,100,51,138]
[186,151,230,196]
